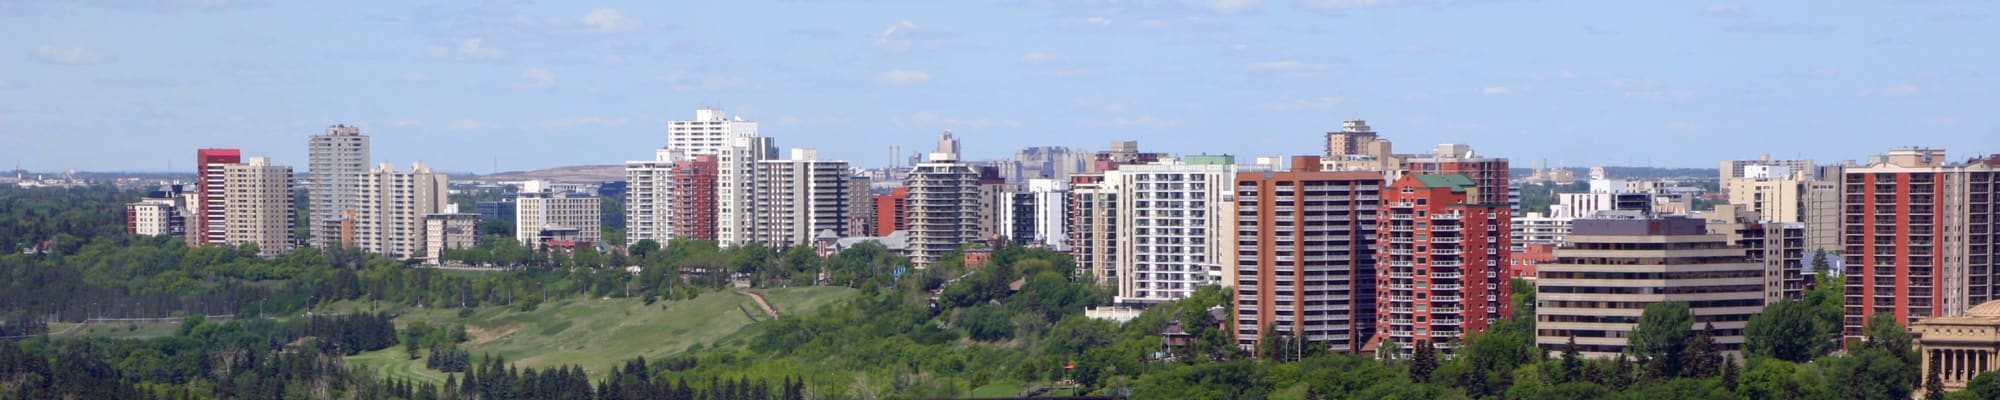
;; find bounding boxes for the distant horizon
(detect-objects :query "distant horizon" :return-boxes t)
[6,1,1997,172]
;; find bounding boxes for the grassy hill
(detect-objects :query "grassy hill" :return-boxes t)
[344,286,857,381]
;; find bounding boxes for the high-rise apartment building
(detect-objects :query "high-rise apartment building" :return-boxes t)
[716,133,777,246]
[193,149,242,246]
[976,167,1018,242]
[1720,155,1816,188]
[1841,149,2000,337]
[749,149,852,247]
[1234,158,1383,353]
[1535,213,1763,358]
[1069,174,1121,284]
[1114,157,1264,304]
[625,148,680,246]
[222,157,296,256]
[1321,120,1399,172]
[1401,144,1511,206]
[422,213,478,265]
[670,155,719,241]
[126,201,180,237]
[905,152,981,269]
[127,185,187,238]
[668,107,760,156]
[357,162,449,259]
[873,188,909,236]
[999,179,1070,250]
[847,177,875,237]
[516,191,602,247]
[308,124,370,249]
[1377,174,1513,356]
[1723,165,1842,253]
[1704,205,1810,302]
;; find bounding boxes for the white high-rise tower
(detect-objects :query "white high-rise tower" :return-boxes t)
[308,124,370,249]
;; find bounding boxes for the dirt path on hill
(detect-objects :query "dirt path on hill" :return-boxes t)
[737,290,778,319]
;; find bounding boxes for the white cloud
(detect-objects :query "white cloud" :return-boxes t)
[1668,121,1699,131]
[1700,3,1743,17]
[1860,83,1921,97]
[35,44,107,65]
[581,8,640,33]
[1072,96,1128,113]
[877,68,933,85]
[447,119,486,130]
[541,116,630,129]
[1246,60,1330,72]
[1086,16,1114,26]
[874,20,950,52]
[1111,116,1185,128]
[519,68,555,89]
[903,111,1021,128]
[1558,69,1578,79]
[401,72,430,83]
[1257,96,1345,111]
[386,118,424,127]
[1480,86,1512,95]
[1298,0,1408,10]
[1198,0,1262,13]
[428,38,506,60]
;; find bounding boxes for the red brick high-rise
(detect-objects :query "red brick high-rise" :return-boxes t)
[1376,174,1513,356]
[873,187,908,236]
[193,148,241,246]
[1234,156,1384,353]
[670,155,719,241]
[1841,149,2000,338]
[1400,145,1511,206]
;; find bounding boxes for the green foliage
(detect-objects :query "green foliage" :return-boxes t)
[1411,340,1438,383]
[1131,360,1268,400]
[1745,299,1831,362]
[1738,359,1831,400]
[1951,371,2000,400]
[1630,301,1693,376]
[1823,347,1914,400]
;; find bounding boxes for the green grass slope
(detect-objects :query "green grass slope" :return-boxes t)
[340,286,857,377]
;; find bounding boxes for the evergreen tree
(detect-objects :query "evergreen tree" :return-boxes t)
[1926,353,1945,400]
[1610,354,1635,390]
[1559,335,1582,384]
[1630,301,1693,377]
[1720,356,1739,392]
[1680,322,1722,378]
[1410,340,1438,383]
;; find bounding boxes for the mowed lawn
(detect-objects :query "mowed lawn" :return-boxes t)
[340,286,857,377]
[347,349,450,385]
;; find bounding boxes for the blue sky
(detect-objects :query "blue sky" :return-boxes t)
[4,0,1998,173]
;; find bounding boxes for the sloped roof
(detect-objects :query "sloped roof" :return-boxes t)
[1412,174,1476,191]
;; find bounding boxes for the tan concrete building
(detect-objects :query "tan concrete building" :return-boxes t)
[223,157,296,257]
[750,148,853,248]
[1534,213,1764,359]
[422,213,477,265]
[515,191,601,247]
[1722,165,1841,253]
[1069,174,1121,284]
[1320,120,1400,172]
[1914,300,2000,396]
[905,152,981,269]
[357,162,449,259]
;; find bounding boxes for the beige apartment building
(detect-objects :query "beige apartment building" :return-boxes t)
[516,191,602,247]
[1722,165,1841,253]
[357,162,449,259]
[750,149,853,248]
[1534,213,1763,359]
[423,213,478,264]
[223,157,296,257]
[905,152,981,269]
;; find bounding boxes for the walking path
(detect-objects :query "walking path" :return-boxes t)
[737,290,779,319]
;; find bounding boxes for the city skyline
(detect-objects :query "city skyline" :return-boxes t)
[6,1,2000,172]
